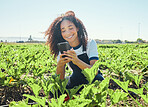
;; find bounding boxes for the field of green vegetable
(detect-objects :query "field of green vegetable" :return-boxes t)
[0,43,148,107]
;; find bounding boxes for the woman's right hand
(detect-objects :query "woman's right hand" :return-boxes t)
[57,54,71,67]
[56,54,71,79]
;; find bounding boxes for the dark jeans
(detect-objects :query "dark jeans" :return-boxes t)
[49,70,104,98]
[92,70,104,83]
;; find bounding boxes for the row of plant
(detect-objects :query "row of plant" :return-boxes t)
[0,43,148,106]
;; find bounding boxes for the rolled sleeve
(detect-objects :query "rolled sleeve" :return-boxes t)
[87,39,99,61]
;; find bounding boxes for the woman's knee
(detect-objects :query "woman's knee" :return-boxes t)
[92,73,104,83]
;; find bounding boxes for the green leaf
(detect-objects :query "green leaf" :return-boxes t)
[125,72,143,88]
[80,84,95,98]
[0,72,5,78]
[81,60,99,84]
[94,91,107,106]
[112,78,129,92]
[29,83,42,97]
[142,65,148,72]
[134,75,143,88]
[67,97,92,107]
[108,89,128,105]
[66,85,84,99]
[58,78,69,94]
[57,94,67,107]
[41,77,54,97]
[9,100,31,107]
[142,82,148,91]
[128,88,144,95]
[48,94,66,107]
[23,94,46,107]
[98,77,110,92]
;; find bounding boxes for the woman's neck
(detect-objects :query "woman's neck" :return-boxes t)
[69,40,80,47]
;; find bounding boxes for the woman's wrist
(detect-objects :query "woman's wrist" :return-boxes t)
[74,58,91,70]
[57,61,66,68]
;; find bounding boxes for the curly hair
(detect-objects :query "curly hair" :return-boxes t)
[45,11,88,58]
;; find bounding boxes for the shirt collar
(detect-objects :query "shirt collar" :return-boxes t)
[71,43,81,50]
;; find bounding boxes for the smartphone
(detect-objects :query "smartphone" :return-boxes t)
[57,42,71,57]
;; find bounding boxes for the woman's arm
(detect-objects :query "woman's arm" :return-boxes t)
[56,63,65,79]
[56,54,70,79]
[74,59,97,70]
[74,39,99,70]
[63,49,98,70]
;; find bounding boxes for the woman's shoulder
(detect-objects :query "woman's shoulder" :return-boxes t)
[87,38,97,47]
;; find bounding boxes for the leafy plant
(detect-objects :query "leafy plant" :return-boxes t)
[48,94,67,107]
[108,89,128,105]
[1,43,148,106]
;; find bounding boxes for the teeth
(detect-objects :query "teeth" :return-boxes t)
[67,35,73,39]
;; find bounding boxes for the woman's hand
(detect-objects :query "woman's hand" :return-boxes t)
[63,48,79,65]
[58,54,71,67]
[63,48,98,70]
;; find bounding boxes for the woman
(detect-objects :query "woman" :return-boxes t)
[45,11,104,90]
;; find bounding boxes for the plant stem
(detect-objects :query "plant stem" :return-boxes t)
[128,94,142,107]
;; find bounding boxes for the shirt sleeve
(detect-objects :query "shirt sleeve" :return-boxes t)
[87,39,99,61]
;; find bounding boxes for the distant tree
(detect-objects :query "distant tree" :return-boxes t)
[137,38,145,43]
[124,40,137,43]
[125,40,129,43]
[112,39,122,43]
[116,39,122,43]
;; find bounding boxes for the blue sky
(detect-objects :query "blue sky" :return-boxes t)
[0,0,148,41]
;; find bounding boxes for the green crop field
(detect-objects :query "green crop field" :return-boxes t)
[0,43,148,107]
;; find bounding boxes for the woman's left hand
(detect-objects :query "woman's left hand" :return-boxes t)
[64,48,97,70]
[63,48,79,65]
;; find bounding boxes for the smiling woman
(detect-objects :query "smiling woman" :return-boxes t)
[45,11,88,58]
[45,11,104,98]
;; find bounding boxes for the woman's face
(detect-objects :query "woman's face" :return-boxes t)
[60,20,79,46]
